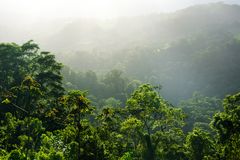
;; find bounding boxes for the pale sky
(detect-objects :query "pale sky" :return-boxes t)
[0,0,239,20]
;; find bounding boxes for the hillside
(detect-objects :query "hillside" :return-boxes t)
[55,3,240,103]
[1,3,240,102]
[40,3,240,51]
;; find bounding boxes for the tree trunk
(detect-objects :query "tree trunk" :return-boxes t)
[145,135,155,160]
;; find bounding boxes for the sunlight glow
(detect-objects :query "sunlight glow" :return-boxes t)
[0,0,236,19]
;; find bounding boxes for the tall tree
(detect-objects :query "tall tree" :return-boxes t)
[0,40,64,100]
[123,84,185,159]
[211,92,240,160]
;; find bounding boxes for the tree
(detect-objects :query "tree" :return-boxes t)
[0,41,65,159]
[103,70,128,102]
[0,41,64,100]
[124,84,185,159]
[96,107,125,159]
[0,42,26,91]
[185,128,215,160]
[0,40,65,131]
[32,51,64,99]
[211,92,240,159]
[59,90,99,159]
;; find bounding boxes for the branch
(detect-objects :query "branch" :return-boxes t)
[11,103,28,114]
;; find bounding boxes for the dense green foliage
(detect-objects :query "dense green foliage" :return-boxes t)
[179,93,222,132]
[0,41,240,160]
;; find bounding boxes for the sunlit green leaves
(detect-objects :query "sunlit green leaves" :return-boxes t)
[121,117,143,132]
[2,98,11,104]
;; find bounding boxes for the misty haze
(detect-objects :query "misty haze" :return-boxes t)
[0,0,240,160]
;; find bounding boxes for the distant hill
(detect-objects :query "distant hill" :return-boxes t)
[36,2,240,52]
[1,2,240,103]
[1,3,240,52]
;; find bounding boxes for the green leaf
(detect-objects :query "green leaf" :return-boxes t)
[2,98,11,104]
